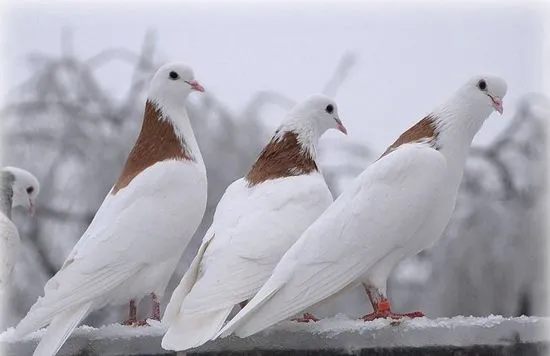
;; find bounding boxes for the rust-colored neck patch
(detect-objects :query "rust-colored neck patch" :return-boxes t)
[379,115,438,159]
[112,100,193,194]
[246,130,318,187]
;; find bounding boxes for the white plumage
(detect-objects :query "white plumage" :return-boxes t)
[14,62,208,356]
[0,167,39,289]
[161,94,347,351]
[218,74,507,339]
[0,213,19,290]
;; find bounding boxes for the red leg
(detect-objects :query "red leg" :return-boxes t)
[151,292,161,321]
[362,284,424,321]
[291,312,320,323]
[122,300,138,326]
[122,293,161,327]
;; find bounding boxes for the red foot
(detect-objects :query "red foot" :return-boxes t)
[361,299,424,321]
[362,310,424,321]
[122,294,161,327]
[122,318,149,327]
[291,312,320,323]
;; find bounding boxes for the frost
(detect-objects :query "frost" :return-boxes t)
[1,316,546,355]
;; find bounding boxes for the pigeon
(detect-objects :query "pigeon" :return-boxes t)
[161,94,347,351]
[0,167,39,288]
[14,62,208,356]
[217,75,507,338]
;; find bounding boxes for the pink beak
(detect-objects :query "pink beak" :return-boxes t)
[335,118,347,135]
[189,80,205,92]
[29,201,35,217]
[489,94,503,115]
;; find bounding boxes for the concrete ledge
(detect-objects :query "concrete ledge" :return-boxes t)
[1,315,548,356]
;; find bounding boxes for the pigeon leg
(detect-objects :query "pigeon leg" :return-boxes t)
[361,284,424,321]
[151,292,161,321]
[291,312,320,323]
[122,299,139,326]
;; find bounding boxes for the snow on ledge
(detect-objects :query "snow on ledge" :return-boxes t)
[0,315,547,355]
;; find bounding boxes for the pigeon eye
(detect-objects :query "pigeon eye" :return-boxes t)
[325,104,334,114]
[477,79,487,91]
[169,71,179,80]
[26,186,34,194]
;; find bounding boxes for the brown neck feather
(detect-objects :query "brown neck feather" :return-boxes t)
[112,100,193,194]
[246,131,318,187]
[379,115,438,159]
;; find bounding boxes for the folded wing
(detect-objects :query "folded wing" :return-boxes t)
[218,143,446,338]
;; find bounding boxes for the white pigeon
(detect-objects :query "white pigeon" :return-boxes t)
[161,94,347,351]
[0,167,40,288]
[218,75,507,338]
[14,62,208,356]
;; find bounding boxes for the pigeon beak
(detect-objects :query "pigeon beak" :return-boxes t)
[335,118,347,135]
[488,94,503,115]
[29,200,35,217]
[189,80,205,92]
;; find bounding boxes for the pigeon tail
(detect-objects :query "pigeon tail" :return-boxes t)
[162,307,233,351]
[32,302,92,356]
[216,279,282,339]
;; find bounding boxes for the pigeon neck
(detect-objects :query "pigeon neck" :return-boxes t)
[277,115,320,160]
[245,129,318,187]
[432,98,489,166]
[151,99,204,167]
[111,100,203,194]
[0,171,14,218]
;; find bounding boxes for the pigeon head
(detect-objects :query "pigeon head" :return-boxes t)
[459,74,507,116]
[432,74,507,142]
[2,167,39,215]
[284,94,347,137]
[148,62,205,106]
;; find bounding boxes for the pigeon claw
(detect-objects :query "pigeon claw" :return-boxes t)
[361,299,424,321]
[122,318,137,326]
[291,312,320,323]
[362,310,425,321]
[121,318,149,327]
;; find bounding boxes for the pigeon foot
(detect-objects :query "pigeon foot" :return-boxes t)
[361,299,424,321]
[291,312,320,323]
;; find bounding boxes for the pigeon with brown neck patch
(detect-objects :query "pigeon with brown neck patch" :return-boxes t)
[217,74,507,340]
[15,62,208,356]
[162,94,347,352]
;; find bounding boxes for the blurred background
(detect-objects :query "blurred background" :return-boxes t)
[0,1,548,329]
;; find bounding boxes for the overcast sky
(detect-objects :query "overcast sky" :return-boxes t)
[1,1,546,153]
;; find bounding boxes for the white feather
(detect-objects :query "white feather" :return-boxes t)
[162,94,343,351]
[31,303,92,356]
[15,62,208,356]
[218,74,508,339]
[15,160,206,338]
[0,213,19,290]
[162,174,333,350]
[218,143,446,338]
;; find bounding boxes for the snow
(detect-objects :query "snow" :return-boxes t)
[0,315,547,355]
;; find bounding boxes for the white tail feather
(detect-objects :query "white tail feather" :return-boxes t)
[216,280,281,339]
[162,236,211,326]
[32,303,92,356]
[162,307,233,351]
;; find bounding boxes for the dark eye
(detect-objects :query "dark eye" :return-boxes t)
[26,186,34,194]
[477,79,487,91]
[325,104,334,114]
[169,71,179,80]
